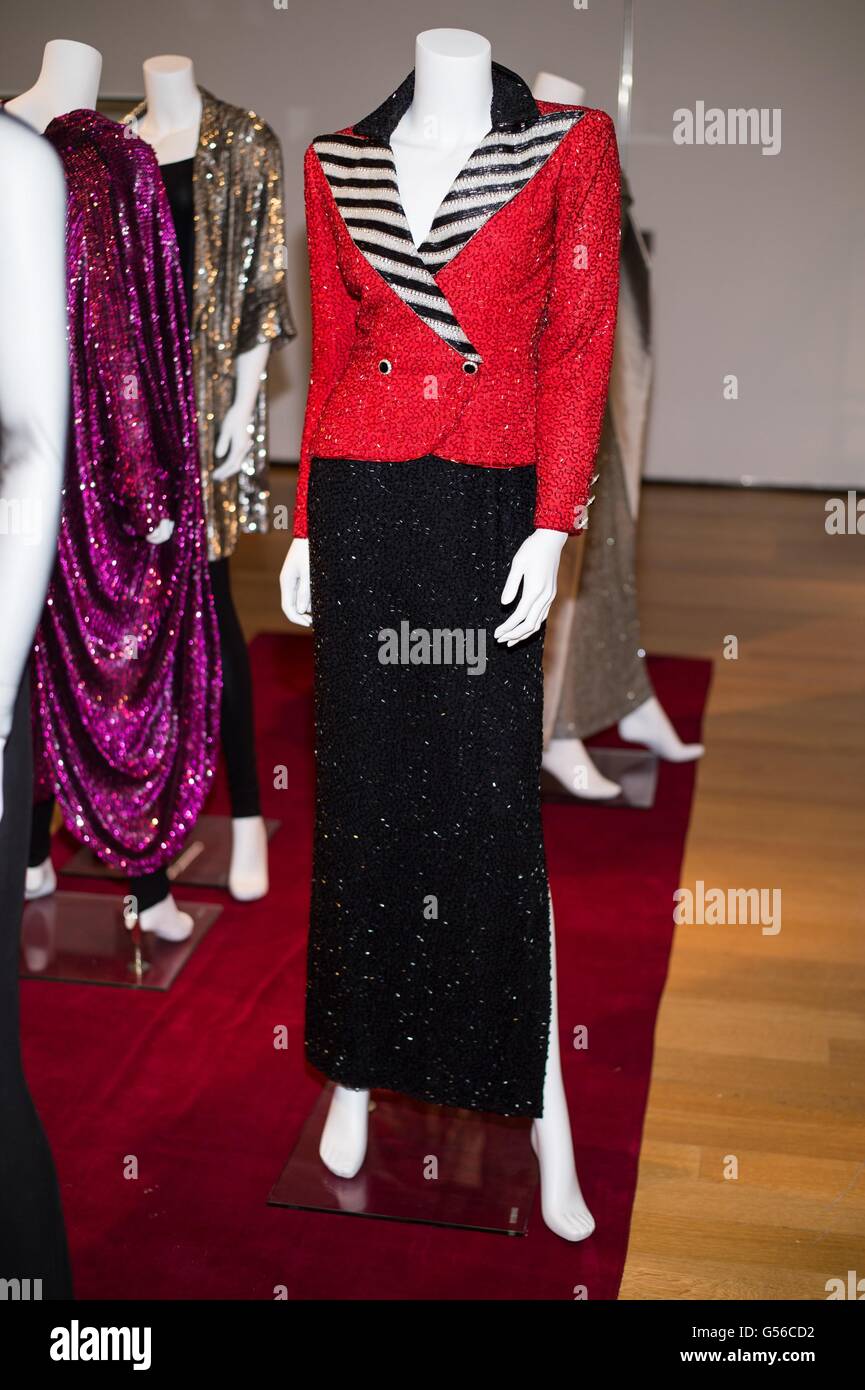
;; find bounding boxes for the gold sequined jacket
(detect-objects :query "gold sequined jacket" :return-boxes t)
[125,88,296,559]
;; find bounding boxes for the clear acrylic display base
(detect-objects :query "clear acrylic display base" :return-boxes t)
[61,814,281,889]
[542,746,659,809]
[20,891,221,989]
[268,1085,538,1235]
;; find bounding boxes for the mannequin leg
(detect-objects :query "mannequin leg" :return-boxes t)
[25,797,58,898]
[319,900,596,1240]
[619,693,704,762]
[26,798,192,941]
[530,894,595,1241]
[319,1084,370,1179]
[542,737,622,800]
[208,557,268,901]
[1,673,73,1297]
[131,869,193,943]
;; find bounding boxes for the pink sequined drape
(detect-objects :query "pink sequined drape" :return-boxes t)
[32,110,221,873]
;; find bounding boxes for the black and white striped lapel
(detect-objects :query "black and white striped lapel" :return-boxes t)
[315,64,586,364]
[416,110,586,273]
[313,135,482,362]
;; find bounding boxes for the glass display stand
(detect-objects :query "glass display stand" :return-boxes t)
[269,1085,539,1235]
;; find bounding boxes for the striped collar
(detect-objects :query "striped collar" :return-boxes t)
[353,61,540,142]
[316,67,584,362]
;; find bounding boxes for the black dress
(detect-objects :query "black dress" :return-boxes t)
[306,455,551,1117]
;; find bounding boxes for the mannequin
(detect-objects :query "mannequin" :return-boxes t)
[130,54,296,900]
[4,37,101,131]
[536,70,703,800]
[0,107,72,1296]
[13,40,222,942]
[282,30,602,1242]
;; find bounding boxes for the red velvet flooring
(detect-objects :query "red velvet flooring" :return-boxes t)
[19,636,711,1300]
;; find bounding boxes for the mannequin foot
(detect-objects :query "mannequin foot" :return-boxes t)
[137,895,194,943]
[619,695,704,763]
[319,1085,369,1179]
[228,815,269,901]
[530,1119,595,1243]
[543,738,621,800]
[25,857,57,900]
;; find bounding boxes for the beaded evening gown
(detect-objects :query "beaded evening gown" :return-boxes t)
[298,66,620,1116]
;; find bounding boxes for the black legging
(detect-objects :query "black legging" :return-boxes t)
[1,670,72,1297]
[29,556,259,910]
[208,555,260,819]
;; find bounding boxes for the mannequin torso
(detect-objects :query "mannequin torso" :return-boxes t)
[133,54,270,493]
[133,55,202,165]
[390,29,493,248]
[5,38,101,132]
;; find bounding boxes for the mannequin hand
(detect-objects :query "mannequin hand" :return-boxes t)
[146,518,175,545]
[495,528,568,646]
[280,538,312,627]
[212,404,253,483]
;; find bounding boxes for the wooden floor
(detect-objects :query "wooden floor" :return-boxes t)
[233,474,865,1301]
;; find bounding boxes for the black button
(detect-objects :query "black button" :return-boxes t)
[462,361,478,375]
[378,358,392,375]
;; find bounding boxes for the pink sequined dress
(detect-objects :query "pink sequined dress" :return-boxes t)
[32,110,221,874]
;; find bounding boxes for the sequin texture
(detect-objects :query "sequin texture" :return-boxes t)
[294,69,620,539]
[306,455,551,1116]
[33,109,221,874]
[123,88,296,561]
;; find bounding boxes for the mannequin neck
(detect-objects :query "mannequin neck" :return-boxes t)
[404,29,493,146]
[142,56,201,137]
[6,38,101,131]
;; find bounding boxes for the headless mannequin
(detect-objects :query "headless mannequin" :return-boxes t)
[0,106,73,1296]
[11,41,192,939]
[534,69,704,801]
[281,30,592,1242]
[133,55,270,903]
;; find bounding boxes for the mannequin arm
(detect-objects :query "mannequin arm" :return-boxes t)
[0,119,68,815]
[212,341,271,482]
[495,529,568,646]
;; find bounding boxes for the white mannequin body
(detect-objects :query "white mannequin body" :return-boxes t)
[134,55,270,903]
[533,71,704,799]
[4,38,101,131]
[282,31,591,1242]
[0,111,68,820]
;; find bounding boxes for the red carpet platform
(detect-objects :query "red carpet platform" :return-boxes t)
[19,636,711,1300]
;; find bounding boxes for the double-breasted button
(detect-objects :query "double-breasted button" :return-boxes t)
[462,361,478,375]
[378,358,392,375]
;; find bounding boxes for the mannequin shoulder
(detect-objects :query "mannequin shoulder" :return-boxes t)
[0,115,65,232]
[552,106,619,182]
[0,110,64,182]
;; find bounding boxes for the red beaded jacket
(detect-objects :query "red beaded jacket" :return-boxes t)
[293,63,620,538]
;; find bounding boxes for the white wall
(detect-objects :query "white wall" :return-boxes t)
[4,0,863,488]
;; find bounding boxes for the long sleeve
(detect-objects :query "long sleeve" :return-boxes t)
[237,120,297,354]
[293,144,358,539]
[534,113,621,534]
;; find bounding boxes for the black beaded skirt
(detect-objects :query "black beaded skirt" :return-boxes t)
[306,455,551,1117]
